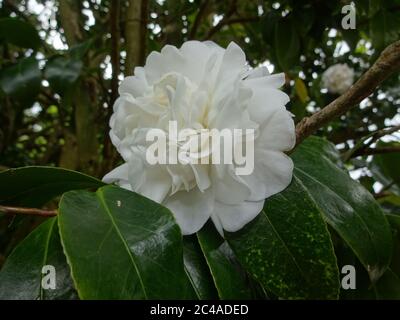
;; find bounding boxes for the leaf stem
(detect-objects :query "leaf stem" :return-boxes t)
[0,205,57,217]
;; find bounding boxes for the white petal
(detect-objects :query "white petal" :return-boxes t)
[144,42,215,85]
[246,86,290,124]
[143,51,168,84]
[244,66,270,79]
[243,150,294,201]
[180,41,218,84]
[119,76,148,98]
[256,108,295,152]
[103,163,129,184]
[164,187,214,235]
[213,200,264,233]
[131,164,172,203]
[212,42,247,106]
[244,73,286,89]
[212,165,251,205]
[216,42,246,83]
[190,164,211,192]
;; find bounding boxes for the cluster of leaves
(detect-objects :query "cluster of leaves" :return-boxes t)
[0,137,399,299]
[0,0,399,299]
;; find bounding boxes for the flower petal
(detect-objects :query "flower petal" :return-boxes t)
[212,165,251,205]
[256,108,295,152]
[246,86,290,124]
[103,163,130,184]
[213,200,264,233]
[164,187,214,235]
[242,149,294,201]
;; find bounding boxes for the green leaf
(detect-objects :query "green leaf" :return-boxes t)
[0,218,77,300]
[342,29,359,52]
[0,57,40,105]
[0,18,41,49]
[45,56,83,94]
[295,5,315,37]
[274,16,300,71]
[0,166,104,207]
[197,221,257,299]
[370,141,400,195]
[227,177,339,299]
[292,136,393,281]
[369,0,383,17]
[369,9,400,49]
[58,185,196,299]
[183,236,219,299]
[386,213,400,233]
[374,268,400,299]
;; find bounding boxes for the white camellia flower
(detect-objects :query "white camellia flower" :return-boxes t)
[103,41,295,235]
[322,63,354,94]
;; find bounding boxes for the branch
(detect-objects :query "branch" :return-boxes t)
[124,0,148,75]
[342,125,400,161]
[0,205,57,217]
[189,0,210,39]
[367,124,400,143]
[58,0,83,46]
[110,0,121,105]
[295,40,400,147]
[353,146,400,157]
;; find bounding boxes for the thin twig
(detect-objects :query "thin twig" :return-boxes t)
[0,205,57,217]
[295,40,400,148]
[354,146,400,156]
[110,0,121,105]
[342,125,400,161]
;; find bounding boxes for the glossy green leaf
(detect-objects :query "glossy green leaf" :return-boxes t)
[197,221,256,299]
[342,29,359,51]
[292,136,393,281]
[295,5,315,37]
[45,56,83,94]
[374,268,400,299]
[369,9,400,49]
[0,57,40,104]
[274,16,300,71]
[0,18,41,49]
[0,218,77,300]
[227,177,339,299]
[58,185,196,299]
[183,236,218,300]
[0,166,104,207]
[370,141,400,195]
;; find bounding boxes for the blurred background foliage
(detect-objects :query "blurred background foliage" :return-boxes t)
[0,0,399,271]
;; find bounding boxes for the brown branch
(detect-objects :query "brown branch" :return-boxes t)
[367,124,400,144]
[342,125,400,161]
[189,0,210,39]
[295,40,400,148]
[124,0,148,75]
[58,0,83,46]
[353,146,400,157]
[110,0,121,105]
[0,205,57,217]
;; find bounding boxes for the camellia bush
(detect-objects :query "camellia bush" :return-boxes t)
[0,0,400,300]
